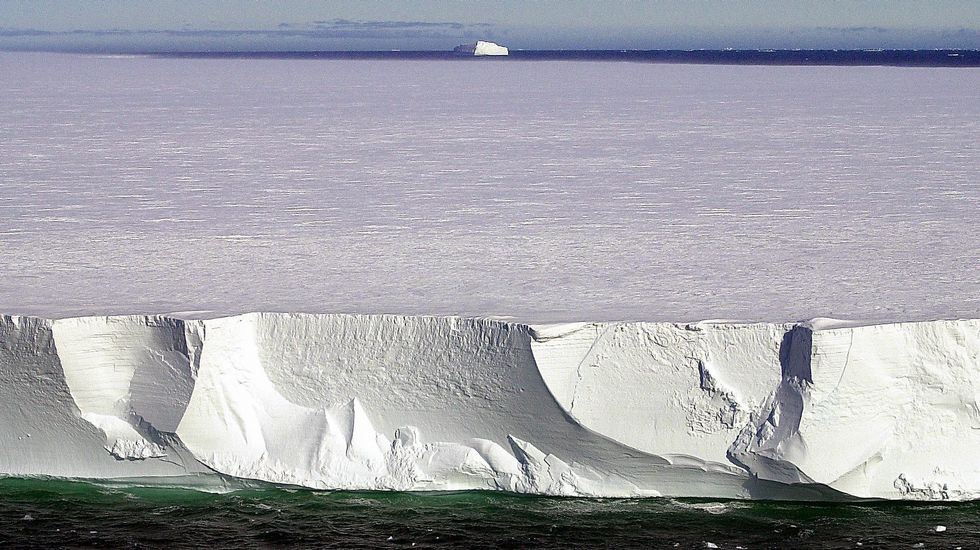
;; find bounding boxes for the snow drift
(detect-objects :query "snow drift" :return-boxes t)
[1,313,977,500]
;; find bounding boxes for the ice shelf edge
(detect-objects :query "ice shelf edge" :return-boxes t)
[1,312,977,500]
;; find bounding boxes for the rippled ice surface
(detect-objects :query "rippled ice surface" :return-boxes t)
[0,53,976,322]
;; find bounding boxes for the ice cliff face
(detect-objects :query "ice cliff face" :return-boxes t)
[1,313,977,500]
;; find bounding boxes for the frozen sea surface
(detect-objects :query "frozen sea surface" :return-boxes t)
[0,52,976,322]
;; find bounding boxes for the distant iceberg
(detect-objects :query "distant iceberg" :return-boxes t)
[454,40,509,56]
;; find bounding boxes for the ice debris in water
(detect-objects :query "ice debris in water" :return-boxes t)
[934,525,947,532]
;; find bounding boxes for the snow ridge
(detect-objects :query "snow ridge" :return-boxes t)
[0,313,977,500]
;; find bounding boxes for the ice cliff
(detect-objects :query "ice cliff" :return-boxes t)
[1,313,977,500]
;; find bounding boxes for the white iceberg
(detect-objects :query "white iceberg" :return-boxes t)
[454,40,509,56]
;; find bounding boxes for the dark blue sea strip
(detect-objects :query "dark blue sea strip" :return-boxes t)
[157,49,980,67]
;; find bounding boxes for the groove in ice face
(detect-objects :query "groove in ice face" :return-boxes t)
[1,312,978,500]
[731,320,980,499]
[0,316,206,479]
[51,316,198,460]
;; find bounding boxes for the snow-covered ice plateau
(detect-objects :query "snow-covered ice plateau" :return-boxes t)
[0,53,975,322]
[0,53,977,498]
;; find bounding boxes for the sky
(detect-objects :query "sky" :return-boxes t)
[0,0,978,51]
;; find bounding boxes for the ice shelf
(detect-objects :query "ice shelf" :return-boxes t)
[2,312,977,500]
[2,55,977,324]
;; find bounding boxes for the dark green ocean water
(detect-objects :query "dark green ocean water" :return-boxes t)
[0,478,976,549]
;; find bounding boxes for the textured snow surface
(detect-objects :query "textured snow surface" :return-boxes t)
[0,52,977,322]
[1,313,978,499]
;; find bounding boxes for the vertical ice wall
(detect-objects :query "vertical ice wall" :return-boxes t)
[175,314,753,496]
[0,316,204,478]
[531,322,790,465]
[0,313,977,500]
[731,320,980,499]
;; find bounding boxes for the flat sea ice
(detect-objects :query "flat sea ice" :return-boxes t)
[0,52,976,322]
